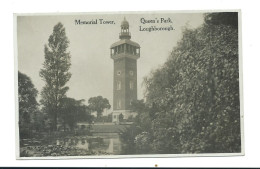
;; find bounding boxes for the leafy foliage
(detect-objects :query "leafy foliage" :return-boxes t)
[204,12,238,28]
[120,124,139,154]
[134,131,152,154]
[88,96,111,119]
[39,22,71,131]
[120,99,152,154]
[18,71,39,138]
[59,98,92,130]
[123,13,240,154]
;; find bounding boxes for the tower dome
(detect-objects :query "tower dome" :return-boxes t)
[121,17,129,29]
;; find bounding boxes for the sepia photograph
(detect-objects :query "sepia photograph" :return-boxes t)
[15,11,243,158]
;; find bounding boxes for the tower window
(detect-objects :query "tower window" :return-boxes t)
[114,47,118,54]
[116,81,121,90]
[130,99,133,106]
[117,100,121,109]
[112,48,117,55]
[136,48,140,55]
[117,71,121,76]
[130,81,134,90]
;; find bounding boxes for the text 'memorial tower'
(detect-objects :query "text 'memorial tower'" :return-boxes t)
[110,18,140,123]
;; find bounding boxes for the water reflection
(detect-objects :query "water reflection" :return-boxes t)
[107,138,113,153]
[22,134,121,155]
[21,133,122,155]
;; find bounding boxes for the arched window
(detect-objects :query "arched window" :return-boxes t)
[130,99,133,105]
[117,81,121,90]
[117,100,121,109]
[130,81,134,90]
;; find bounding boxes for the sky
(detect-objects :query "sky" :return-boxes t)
[17,12,204,111]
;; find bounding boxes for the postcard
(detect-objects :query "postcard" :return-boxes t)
[14,10,243,159]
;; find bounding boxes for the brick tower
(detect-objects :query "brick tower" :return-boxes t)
[110,18,140,123]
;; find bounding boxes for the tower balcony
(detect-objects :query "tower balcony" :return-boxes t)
[111,52,140,60]
[110,40,140,60]
[119,32,131,39]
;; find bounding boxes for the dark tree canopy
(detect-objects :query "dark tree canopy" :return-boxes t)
[204,12,238,28]
[130,99,146,114]
[39,22,71,131]
[18,71,39,138]
[88,96,111,119]
[122,12,240,154]
[60,98,92,130]
[147,13,240,153]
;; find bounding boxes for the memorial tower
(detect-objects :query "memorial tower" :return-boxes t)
[110,18,140,123]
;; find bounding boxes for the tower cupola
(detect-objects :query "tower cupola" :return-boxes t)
[120,17,131,39]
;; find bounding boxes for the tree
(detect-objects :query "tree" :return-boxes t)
[60,98,92,131]
[120,100,152,154]
[88,96,111,120]
[204,12,238,28]
[122,13,240,154]
[144,12,240,153]
[18,71,38,138]
[130,99,152,133]
[130,99,146,114]
[39,22,71,131]
[134,131,152,154]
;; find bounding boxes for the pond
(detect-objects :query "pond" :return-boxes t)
[20,133,122,157]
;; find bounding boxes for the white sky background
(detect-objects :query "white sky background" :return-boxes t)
[17,13,204,109]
